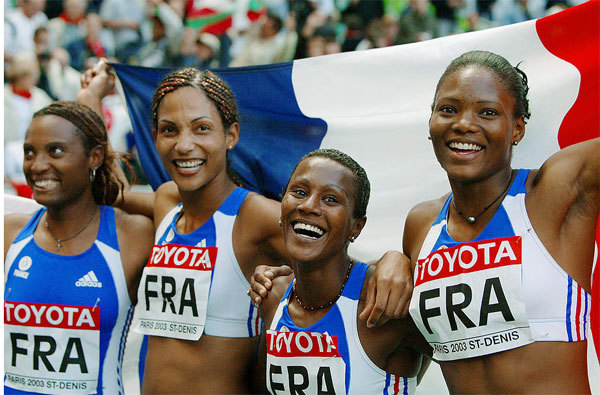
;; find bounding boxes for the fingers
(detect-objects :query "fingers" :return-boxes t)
[248,265,293,307]
[359,276,376,321]
[367,282,389,328]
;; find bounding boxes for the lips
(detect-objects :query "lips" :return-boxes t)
[173,159,205,174]
[31,179,60,190]
[448,141,483,152]
[292,220,325,240]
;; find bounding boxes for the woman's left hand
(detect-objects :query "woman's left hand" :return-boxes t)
[360,250,413,327]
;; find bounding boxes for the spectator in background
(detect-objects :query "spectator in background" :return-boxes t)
[46,0,87,51]
[66,12,114,71]
[491,0,547,26]
[99,0,145,62]
[4,0,49,62]
[355,18,387,50]
[132,0,183,67]
[229,11,298,67]
[181,32,221,69]
[4,52,53,197]
[45,48,83,100]
[341,14,365,52]
[397,0,438,44]
[431,0,463,37]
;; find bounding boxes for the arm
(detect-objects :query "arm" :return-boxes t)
[526,137,599,290]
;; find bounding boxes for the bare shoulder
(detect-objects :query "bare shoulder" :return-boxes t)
[237,192,281,240]
[4,213,36,257]
[403,194,448,260]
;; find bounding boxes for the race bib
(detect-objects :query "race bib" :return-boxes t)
[4,301,100,394]
[135,244,217,340]
[266,329,346,395]
[410,236,534,360]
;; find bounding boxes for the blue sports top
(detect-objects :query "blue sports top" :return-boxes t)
[267,261,416,395]
[4,206,133,394]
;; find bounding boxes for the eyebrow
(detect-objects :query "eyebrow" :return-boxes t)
[158,116,213,124]
[438,97,501,106]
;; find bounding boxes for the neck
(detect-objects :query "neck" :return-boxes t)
[45,195,98,230]
[449,168,514,216]
[293,253,352,310]
[177,174,237,232]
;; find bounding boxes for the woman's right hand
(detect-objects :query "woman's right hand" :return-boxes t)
[248,265,293,306]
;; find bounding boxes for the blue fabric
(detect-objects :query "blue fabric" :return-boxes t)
[111,62,327,200]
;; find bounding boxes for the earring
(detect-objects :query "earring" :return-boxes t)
[278,219,282,227]
[427,136,432,140]
[349,236,355,242]
[90,168,97,182]
[228,145,233,150]
[512,141,519,146]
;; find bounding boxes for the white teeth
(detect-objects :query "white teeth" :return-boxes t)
[174,159,204,168]
[293,222,324,236]
[449,142,482,151]
[34,180,59,188]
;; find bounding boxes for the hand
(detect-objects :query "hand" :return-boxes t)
[80,58,115,98]
[248,265,293,306]
[360,251,413,327]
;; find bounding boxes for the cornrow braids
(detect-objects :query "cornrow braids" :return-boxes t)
[285,148,371,219]
[432,50,531,123]
[33,101,125,206]
[151,68,239,132]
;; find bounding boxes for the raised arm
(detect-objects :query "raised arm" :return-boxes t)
[526,137,599,291]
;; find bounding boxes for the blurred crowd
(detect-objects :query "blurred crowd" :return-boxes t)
[4,0,586,195]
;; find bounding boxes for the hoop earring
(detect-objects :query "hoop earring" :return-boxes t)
[90,168,97,182]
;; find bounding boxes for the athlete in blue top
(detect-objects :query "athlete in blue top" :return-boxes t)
[403,50,598,393]
[4,101,154,394]
[257,149,430,394]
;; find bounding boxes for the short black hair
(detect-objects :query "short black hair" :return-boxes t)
[288,148,370,218]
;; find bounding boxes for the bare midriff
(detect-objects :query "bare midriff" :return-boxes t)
[440,341,590,394]
[142,334,258,394]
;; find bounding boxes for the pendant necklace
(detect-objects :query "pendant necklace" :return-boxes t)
[293,259,354,311]
[452,170,515,224]
[45,206,98,251]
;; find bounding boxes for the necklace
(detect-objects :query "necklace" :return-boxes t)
[293,259,354,311]
[452,170,515,224]
[45,206,98,251]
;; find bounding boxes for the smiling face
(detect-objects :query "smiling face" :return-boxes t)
[154,86,238,192]
[281,156,366,265]
[23,115,97,207]
[429,65,525,182]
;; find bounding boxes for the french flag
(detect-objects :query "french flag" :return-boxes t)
[109,0,599,390]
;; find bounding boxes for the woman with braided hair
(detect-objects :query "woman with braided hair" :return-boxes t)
[4,101,154,394]
[404,50,598,392]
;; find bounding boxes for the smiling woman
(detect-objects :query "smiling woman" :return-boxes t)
[3,101,154,394]
[256,148,430,394]
[404,50,599,393]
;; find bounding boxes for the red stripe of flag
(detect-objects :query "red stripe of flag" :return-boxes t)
[536,0,600,359]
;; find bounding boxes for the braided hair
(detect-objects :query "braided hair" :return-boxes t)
[433,50,531,123]
[33,101,124,206]
[286,148,371,219]
[151,68,239,131]
[151,68,243,185]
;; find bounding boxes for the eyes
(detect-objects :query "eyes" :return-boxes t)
[23,145,65,160]
[288,187,342,205]
[437,104,499,118]
[157,121,213,135]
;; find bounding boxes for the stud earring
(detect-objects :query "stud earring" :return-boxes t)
[512,141,519,146]
[228,145,233,150]
[427,136,432,140]
[278,219,282,227]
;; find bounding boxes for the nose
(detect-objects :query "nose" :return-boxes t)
[174,129,194,154]
[453,109,480,134]
[27,153,49,174]
[297,192,321,216]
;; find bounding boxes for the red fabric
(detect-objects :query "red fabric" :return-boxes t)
[536,0,600,360]
[11,86,32,99]
[59,12,84,24]
[87,39,106,58]
[10,182,33,199]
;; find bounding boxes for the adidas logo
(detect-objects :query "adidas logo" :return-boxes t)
[196,239,206,248]
[75,271,103,288]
